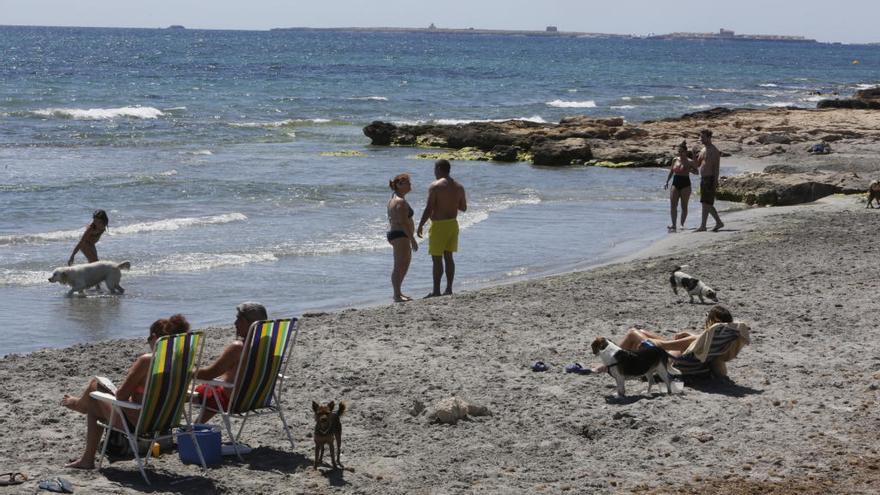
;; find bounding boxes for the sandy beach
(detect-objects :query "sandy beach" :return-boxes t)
[1,191,878,494]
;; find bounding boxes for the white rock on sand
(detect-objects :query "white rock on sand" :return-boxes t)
[1,196,879,494]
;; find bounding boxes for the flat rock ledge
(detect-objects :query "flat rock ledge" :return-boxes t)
[365,106,880,205]
[718,170,871,206]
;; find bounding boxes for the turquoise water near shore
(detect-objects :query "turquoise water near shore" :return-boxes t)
[1,26,877,355]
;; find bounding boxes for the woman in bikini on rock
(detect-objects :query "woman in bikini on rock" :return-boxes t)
[61,314,189,469]
[68,209,109,265]
[387,173,418,302]
[663,142,698,232]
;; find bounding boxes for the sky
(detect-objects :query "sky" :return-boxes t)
[1,0,878,44]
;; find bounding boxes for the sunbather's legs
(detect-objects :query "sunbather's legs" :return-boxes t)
[620,328,698,352]
[63,378,136,469]
[61,377,99,414]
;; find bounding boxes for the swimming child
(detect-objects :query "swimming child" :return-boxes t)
[68,209,109,266]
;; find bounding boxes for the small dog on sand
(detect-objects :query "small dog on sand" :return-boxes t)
[669,265,718,304]
[48,260,130,296]
[591,337,675,398]
[867,180,880,209]
[312,401,346,470]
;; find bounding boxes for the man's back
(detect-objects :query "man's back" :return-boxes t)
[429,177,466,220]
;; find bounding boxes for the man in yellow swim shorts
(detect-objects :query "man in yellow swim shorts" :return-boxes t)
[417,159,467,297]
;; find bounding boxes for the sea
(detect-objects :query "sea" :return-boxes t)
[1,26,878,355]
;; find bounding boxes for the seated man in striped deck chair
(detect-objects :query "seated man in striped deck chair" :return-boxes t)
[594,306,750,378]
[192,302,267,422]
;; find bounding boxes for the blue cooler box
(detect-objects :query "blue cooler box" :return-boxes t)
[177,424,222,466]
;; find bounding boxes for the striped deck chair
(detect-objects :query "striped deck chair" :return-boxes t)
[193,318,298,459]
[90,331,206,484]
[670,322,750,377]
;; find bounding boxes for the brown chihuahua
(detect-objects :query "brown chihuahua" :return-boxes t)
[312,400,346,469]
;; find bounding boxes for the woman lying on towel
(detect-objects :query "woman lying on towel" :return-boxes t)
[60,314,190,469]
[593,305,750,377]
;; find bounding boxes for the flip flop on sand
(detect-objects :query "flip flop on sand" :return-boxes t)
[531,361,549,372]
[564,363,593,375]
[0,472,28,486]
[38,477,74,493]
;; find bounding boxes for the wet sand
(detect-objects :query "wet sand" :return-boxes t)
[1,196,879,494]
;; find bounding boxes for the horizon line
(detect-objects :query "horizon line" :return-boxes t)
[0,23,875,45]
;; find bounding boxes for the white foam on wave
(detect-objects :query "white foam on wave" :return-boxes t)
[182,150,213,156]
[394,116,547,126]
[802,95,825,102]
[0,269,51,287]
[759,83,779,88]
[227,118,333,129]
[546,99,597,108]
[610,105,636,110]
[133,252,278,275]
[347,96,389,101]
[458,191,542,231]
[755,102,798,108]
[32,106,164,120]
[854,83,878,90]
[687,104,712,110]
[0,213,247,246]
[159,169,178,176]
[162,106,188,112]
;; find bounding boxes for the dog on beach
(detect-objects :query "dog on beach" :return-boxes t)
[591,337,675,398]
[867,180,880,209]
[48,260,130,295]
[669,265,718,304]
[312,400,346,470]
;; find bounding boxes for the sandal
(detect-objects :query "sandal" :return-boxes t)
[564,363,593,375]
[0,472,28,486]
[530,361,549,372]
[38,477,74,493]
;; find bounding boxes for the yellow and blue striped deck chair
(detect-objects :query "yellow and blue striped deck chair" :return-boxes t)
[194,318,298,459]
[90,331,206,484]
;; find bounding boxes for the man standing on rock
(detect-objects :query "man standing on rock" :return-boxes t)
[695,129,724,232]
[417,159,467,297]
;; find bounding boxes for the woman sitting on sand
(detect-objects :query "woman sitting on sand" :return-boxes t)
[387,173,418,302]
[663,142,697,232]
[594,305,748,377]
[61,314,190,469]
[68,209,109,266]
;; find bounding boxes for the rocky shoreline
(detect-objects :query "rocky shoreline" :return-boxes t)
[364,103,880,206]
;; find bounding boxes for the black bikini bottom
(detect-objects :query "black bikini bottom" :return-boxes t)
[387,230,407,242]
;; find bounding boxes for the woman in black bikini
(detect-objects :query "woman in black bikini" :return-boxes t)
[387,174,418,302]
[68,209,109,265]
[663,142,697,232]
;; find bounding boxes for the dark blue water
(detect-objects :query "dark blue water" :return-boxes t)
[1,26,877,355]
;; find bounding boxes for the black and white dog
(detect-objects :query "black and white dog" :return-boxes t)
[669,265,718,304]
[591,337,675,398]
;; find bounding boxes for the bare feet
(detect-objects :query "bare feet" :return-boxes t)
[424,292,441,299]
[712,222,725,232]
[65,458,95,469]
[393,295,413,303]
[443,289,453,296]
[61,394,79,412]
[667,225,677,233]
[694,226,707,232]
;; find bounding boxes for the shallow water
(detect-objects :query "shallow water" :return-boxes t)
[1,26,877,355]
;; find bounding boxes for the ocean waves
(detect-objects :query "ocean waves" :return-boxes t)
[546,100,596,108]
[0,213,248,247]
[30,106,165,120]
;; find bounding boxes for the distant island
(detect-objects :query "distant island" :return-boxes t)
[648,28,815,43]
[167,25,186,30]
[271,25,817,43]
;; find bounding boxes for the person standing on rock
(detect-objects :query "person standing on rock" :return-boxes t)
[417,159,467,297]
[694,129,724,232]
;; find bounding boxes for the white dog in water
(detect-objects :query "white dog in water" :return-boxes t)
[48,261,130,295]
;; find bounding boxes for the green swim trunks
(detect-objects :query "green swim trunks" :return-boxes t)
[428,218,459,256]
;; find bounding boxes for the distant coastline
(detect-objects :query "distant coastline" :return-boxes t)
[271,25,818,43]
